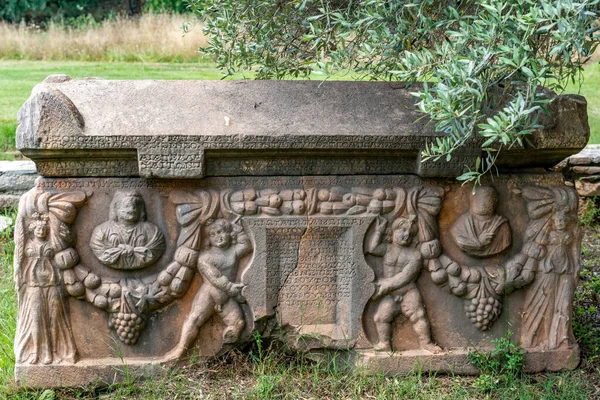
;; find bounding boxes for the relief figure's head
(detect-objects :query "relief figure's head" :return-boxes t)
[109,190,147,225]
[390,216,417,246]
[28,218,49,240]
[552,211,568,231]
[470,186,499,217]
[205,219,233,249]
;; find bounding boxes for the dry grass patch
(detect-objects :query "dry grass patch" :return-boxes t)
[0,14,207,62]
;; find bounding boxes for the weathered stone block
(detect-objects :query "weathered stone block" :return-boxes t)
[0,160,38,210]
[12,77,588,387]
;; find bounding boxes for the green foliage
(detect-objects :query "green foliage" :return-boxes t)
[579,196,600,226]
[0,0,100,24]
[190,0,600,184]
[0,0,168,24]
[574,236,600,367]
[468,331,525,393]
[144,0,189,13]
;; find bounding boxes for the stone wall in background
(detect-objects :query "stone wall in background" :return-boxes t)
[556,148,600,197]
[0,160,37,210]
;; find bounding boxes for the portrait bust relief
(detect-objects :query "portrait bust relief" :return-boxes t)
[90,191,166,270]
[450,186,511,258]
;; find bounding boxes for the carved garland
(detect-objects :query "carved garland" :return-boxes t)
[15,184,579,353]
[423,185,579,334]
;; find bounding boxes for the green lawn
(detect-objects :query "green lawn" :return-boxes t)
[566,63,600,144]
[0,60,233,158]
[1,60,600,159]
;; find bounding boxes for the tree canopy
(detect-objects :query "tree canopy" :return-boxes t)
[189,0,600,184]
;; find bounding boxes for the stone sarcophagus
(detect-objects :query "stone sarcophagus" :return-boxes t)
[14,76,589,387]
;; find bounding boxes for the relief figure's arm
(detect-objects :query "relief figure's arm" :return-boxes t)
[366,217,387,256]
[89,225,124,265]
[13,214,25,290]
[197,259,238,296]
[132,224,166,268]
[234,230,252,259]
[504,266,535,293]
[503,251,538,294]
[378,258,422,297]
[366,232,387,257]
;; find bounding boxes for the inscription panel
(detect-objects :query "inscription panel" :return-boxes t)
[138,149,205,178]
[243,216,374,346]
[36,160,138,177]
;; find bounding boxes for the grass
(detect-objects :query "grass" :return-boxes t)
[566,63,600,144]
[2,337,596,399]
[0,209,16,391]
[0,60,232,159]
[576,205,600,370]
[0,14,206,63]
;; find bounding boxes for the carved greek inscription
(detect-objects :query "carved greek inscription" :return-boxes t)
[265,227,304,313]
[207,157,418,176]
[36,160,138,177]
[36,180,158,190]
[138,153,204,172]
[35,176,430,191]
[42,134,428,151]
[278,220,357,329]
[242,215,373,345]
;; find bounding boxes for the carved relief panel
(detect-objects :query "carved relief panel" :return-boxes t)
[14,174,581,387]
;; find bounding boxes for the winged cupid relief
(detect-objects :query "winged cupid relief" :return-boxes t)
[365,187,444,353]
[14,190,86,365]
[165,189,252,360]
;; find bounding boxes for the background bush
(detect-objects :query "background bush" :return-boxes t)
[0,0,188,25]
[144,0,188,14]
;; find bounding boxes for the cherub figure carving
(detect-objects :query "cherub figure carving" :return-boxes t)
[366,215,441,353]
[90,191,165,270]
[451,186,511,258]
[169,218,252,357]
[15,213,77,365]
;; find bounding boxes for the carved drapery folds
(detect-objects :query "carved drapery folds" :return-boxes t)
[90,191,165,270]
[450,187,511,258]
[420,185,580,342]
[503,186,580,350]
[14,189,86,365]
[426,186,511,331]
